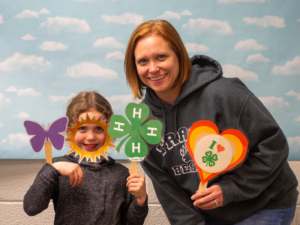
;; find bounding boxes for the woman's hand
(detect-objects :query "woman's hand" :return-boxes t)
[52,162,83,187]
[126,169,147,206]
[191,185,223,210]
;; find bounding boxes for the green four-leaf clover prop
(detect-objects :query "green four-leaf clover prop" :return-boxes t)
[202,151,218,167]
[108,103,163,161]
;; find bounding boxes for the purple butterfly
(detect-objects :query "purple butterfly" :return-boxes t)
[24,117,68,153]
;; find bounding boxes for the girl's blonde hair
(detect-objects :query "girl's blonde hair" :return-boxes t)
[124,19,192,99]
[66,91,113,127]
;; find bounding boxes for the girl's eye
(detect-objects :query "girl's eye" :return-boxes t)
[78,126,86,131]
[96,126,104,132]
[158,55,166,59]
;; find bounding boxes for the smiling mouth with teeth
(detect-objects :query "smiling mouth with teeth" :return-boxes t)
[150,74,166,81]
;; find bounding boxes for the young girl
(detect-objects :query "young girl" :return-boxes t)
[23,91,148,225]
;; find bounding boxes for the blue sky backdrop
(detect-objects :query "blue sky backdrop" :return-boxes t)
[0,0,299,160]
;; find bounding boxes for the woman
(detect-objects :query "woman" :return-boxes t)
[124,20,298,225]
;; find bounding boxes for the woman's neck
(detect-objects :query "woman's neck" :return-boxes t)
[156,88,181,105]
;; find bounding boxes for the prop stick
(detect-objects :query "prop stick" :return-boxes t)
[109,103,163,178]
[24,117,68,164]
[187,120,248,192]
[44,140,52,164]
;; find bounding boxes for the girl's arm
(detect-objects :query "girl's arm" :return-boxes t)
[23,163,60,216]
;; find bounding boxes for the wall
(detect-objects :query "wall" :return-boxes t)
[0,159,298,225]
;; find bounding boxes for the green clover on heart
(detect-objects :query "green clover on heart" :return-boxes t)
[108,103,162,161]
[202,151,218,167]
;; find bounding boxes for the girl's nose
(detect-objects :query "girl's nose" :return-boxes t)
[86,132,96,140]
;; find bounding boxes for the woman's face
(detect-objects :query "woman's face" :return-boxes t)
[134,33,180,102]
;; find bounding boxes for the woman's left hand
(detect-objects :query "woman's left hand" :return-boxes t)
[191,185,223,210]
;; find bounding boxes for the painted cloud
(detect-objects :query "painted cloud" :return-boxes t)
[0,53,51,72]
[40,16,91,33]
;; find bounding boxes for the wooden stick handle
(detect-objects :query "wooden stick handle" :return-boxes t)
[131,161,138,174]
[198,182,208,191]
[44,140,52,164]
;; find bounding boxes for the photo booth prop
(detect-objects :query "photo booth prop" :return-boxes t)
[187,120,248,191]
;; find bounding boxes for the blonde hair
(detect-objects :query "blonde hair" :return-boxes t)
[66,91,113,127]
[124,19,192,99]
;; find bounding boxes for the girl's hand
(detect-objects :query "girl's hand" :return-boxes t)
[52,162,84,187]
[126,169,147,206]
[191,185,223,210]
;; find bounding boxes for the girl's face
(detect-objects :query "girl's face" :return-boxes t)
[74,108,106,152]
[134,33,180,103]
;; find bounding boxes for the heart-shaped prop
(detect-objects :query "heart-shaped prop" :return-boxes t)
[187,120,248,190]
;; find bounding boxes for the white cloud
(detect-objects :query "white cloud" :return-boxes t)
[182,18,233,35]
[39,41,68,51]
[234,39,267,51]
[16,112,30,118]
[105,51,125,60]
[185,43,209,53]
[15,8,50,19]
[49,93,76,103]
[259,96,290,113]
[0,93,11,109]
[1,133,30,150]
[74,0,94,2]
[286,90,300,100]
[287,136,300,153]
[15,10,39,18]
[243,16,285,28]
[67,62,118,79]
[22,34,36,40]
[6,86,41,97]
[0,52,51,72]
[295,116,300,122]
[271,56,300,75]
[0,15,3,24]
[157,10,193,20]
[106,94,140,112]
[157,11,181,20]
[101,13,143,25]
[39,8,50,14]
[217,0,266,3]
[40,16,91,33]
[246,53,270,62]
[6,86,18,92]
[181,10,193,16]
[93,37,125,48]
[222,64,258,81]
[0,123,3,127]
[297,19,300,22]
[18,88,41,97]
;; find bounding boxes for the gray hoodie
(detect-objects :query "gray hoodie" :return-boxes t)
[24,155,148,225]
[141,55,298,224]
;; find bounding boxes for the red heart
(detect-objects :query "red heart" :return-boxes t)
[217,144,225,152]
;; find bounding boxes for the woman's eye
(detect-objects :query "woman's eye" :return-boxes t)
[138,59,146,64]
[158,55,166,59]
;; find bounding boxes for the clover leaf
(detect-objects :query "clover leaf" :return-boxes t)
[202,151,218,167]
[108,103,162,161]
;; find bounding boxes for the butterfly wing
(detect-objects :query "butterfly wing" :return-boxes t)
[24,121,46,152]
[48,117,68,150]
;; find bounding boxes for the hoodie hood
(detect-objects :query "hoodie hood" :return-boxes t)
[144,55,223,113]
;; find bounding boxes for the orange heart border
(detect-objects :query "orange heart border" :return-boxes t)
[187,120,249,185]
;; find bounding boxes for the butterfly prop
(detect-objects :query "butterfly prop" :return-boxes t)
[109,103,162,174]
[187,120,248,191]
[24,117,68,164]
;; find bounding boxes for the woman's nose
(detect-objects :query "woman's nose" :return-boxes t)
[149,62,159,73]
